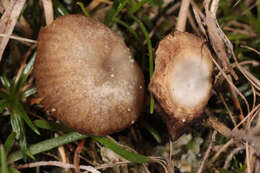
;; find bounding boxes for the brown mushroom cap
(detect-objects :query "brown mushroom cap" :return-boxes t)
[149,31,213,139]
[34,15,145,136]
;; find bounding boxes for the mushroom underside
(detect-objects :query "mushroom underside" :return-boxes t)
[149,31,213,139]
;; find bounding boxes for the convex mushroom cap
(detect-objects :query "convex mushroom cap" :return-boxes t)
[149,31,213,139]
[34,15,145,136]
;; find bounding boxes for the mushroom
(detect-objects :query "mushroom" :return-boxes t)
[149,31,213,140]
[34,15,145,136]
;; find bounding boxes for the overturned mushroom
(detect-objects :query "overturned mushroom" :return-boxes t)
[34,15,145,136]
[149,31,213,140]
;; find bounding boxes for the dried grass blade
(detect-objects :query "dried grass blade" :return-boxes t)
[41,0,54,25]
[0,0,26,61]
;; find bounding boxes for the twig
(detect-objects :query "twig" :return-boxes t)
[251,86,256,110]
[95,161,130,170]
[209,139,234,164]
[255,158,260,173]
[233,104,260,130]
[204,0,237,80]
[246,142,251,173]
[55,133,70,173]
[150,157,169,173]
[190,1,207,37]
[249,106,260,128]
[58,143,69,173]
[236,66,260,91]
[204,0,249,124]
[187,9,200,35]
[16,161,100,173]
[166,2,181,15]
[241,45,260,55]
[224,146,245,169]
[0,34,37,44]
[197,131,217,173]
[176,0,190,31]
[207,115,232,138]
[223,26,255,37]
[207,108,260,154]
[142,163,151,173]
[211,56,250,114]
[168,139,174,173]
[232,60,259,67]
[74,139,86,173]
[218,92,236,126]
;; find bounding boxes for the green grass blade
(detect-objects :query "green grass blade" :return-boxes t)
[34,119,73,133]
[130,15,154,114]
[18,135,29,161]
[130,0,149,14]
[76,2,90,17]
[21,87,37,99]
[143,122,161,143]
[105,0,129,26]
[0,100,8,113]
[128,0,137,9]
[227,33,251,41]
[150,96,155,114]
[13,101,40,135]
[241,4,259,31]
[4,133,16,155]
[129,0,163,13]
[104,0,120,26]
[92,136,150,163]
[149,0,163,6]
[112,0,129,23]
[0,76,11,90]
[14,52,36,95]
[0,90,9,100]
[258,1,260,24]
[8,132,88,163]
[10,111,22,140]
[53,0,69,16]
[10,109,30,161]
[130,15,153,78]
[9,167,21,173]
[232,0,241,7]
[252,38,260,46]
[1,145,9,173]
[34,120,149,163]
[114,17,140,42]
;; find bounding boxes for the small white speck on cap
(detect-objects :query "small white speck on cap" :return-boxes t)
[127,108,131,112]
[110,74,115,78]
[182,119,186,122]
